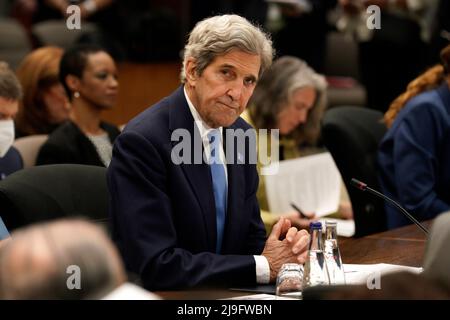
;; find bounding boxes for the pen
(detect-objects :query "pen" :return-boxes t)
[290,202,308,219]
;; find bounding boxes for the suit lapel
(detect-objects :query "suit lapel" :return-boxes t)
[168,87,217,250]
[222,124,246,253]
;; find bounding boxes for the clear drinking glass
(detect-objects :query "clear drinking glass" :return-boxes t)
[275,263,304,299]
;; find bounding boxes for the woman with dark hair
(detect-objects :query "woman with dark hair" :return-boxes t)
[36,45,120,167]
[15,46,70,137]
[378,44,450,229]
[243,56,352,233]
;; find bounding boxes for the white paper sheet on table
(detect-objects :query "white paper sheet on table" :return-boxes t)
[343,263,423,285]
[319,217,355,237]
[263,152,342,218]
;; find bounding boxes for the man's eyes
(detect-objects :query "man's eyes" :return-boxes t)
[221,69,232,77]
[244,78,256,86]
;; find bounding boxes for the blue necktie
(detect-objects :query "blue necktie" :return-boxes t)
[0,217,10,240]
[208,129,227,253]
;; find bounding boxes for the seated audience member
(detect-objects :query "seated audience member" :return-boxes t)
[0,218,159,299]
[0,62,23,181]
[243,56,352,233]
[0,61,23,242]
[36,45,120,167]
[108,15,310,291]
[378,44,450,229]
[15,46,70,138]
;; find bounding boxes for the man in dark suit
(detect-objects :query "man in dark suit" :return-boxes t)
[108,14,310,290]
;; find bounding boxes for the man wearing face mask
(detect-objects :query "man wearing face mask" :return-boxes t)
[0,62,22,180]
[0,62,23,241]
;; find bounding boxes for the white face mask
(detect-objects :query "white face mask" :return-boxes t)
[0,119,15,158]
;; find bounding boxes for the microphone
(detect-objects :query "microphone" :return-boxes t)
[350,178,429,235]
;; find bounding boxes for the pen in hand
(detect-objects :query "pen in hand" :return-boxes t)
[290,202,308,219]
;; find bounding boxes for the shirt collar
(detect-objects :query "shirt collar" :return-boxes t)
[184,86,223,141]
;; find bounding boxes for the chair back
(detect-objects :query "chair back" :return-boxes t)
[322,106,387,237]
[0,164,109,231]
[32,20,98,49]
[0,18,31,70]
[13,134,48,168]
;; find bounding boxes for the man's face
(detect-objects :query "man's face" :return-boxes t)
[185,50,261,128]
[0,97,19,120]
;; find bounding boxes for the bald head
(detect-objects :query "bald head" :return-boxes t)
[0,219,126,299]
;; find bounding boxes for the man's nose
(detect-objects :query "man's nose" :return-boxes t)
[227,80,244,101]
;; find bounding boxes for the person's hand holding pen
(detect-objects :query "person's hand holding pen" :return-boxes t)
[277,202,317,230]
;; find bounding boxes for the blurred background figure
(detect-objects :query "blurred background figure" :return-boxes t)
[15,46,69,138]
[243,56,352,233]
[0,61,23,243]
[337,0,439,112]
[36,44,120,167]
[0,218,159,299]
[378,44,450,229]
[266,0,338,73]
[0,62,23,181]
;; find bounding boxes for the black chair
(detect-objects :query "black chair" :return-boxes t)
[0,164,109,231]
[321,106,387,237]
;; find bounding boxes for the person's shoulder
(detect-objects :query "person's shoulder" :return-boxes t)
[127,100,169,132]
[232,115,253,131]
[42,122,78,148]
[393,87,448,129]
[404,87,447,115]
[124,88,185,141]
[100,121,121,135]
[0,147,23,173]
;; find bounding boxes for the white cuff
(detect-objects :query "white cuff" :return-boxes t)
[254,255,270,284]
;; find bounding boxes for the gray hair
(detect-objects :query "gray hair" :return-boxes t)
[0,62,22,100]
[248,56,328,144]
[181,14,273,83]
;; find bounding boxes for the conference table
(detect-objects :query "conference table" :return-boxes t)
[156,221,431,300]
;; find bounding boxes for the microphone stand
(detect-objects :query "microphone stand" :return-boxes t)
[350,178,429,236]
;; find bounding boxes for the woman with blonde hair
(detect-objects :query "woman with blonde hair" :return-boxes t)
[243,56,352,233]
[15,46,70,137]
[378,44,450,229]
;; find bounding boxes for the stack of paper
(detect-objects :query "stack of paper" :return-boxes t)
[343,263,423,285]
[263,152,342,217]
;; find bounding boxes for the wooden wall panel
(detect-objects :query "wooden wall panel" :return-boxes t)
[102,62,182,126]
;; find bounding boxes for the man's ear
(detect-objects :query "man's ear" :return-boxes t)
[185,58,198,84]
[65,74,81,93]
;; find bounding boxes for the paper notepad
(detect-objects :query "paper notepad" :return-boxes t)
[263,152,342,218]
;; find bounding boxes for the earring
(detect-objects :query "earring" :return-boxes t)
[74,92,80,98]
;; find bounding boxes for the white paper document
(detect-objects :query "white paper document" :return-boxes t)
[318,217,355,237]
[263,152,342,218]
[343,263,423,285]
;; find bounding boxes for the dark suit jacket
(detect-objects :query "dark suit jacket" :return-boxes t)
[36,120,120,167]
[0,147,23,180]
[107,86,266,290]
